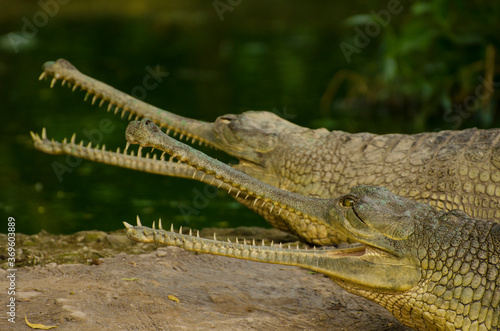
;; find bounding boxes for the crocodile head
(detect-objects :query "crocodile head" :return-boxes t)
[124,118,427,295]
[124,119,425,293]
[124,118,499,330]
[36,59,305,187]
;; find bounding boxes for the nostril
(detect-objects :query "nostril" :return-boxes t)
[217,114,237,124]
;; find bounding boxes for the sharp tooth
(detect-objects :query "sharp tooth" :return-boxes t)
[92,95,98,105]
[189,228,192,236]
[29,131,37,141]
[196,230,200,237]
[116,147,121,153]
[252,239,256,246]
[62,137,67,144]
[42,127,47,139]
[61,79,67,86]
[214,233,217,240]
[192,170,197,179]
[269,204,274,213]
[84,92,90,101]
[86,142,92,149]
[50,78,57,88]
[152,221,156,229]
[166,129,171,135]
[158,218,163,230]
[99,99,105,107]
[134,116,139,121]
[227,238,231,243]
[107,103,113,112]
[128,112,133,120]
[170,223,174,232]
[124,142,130,153]
[136,215,142,226]
[72,84,78,92]
[262,239,265,246]
[179,226,183,234]
[39,72,47,80]
[123,221,133,229]
[121,110,127,119]
[228,187,232,194]
[138,146,143,157]
[114,107,120,115]
[236,238,239,244]
[101,145,106,151]
[179,134,184,140]
[235,190,241,198]
[70,133,76,144]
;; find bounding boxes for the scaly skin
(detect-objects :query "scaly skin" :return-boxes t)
[123,118,500,331]
[33,59,500,245]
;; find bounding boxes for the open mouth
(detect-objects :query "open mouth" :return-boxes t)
[37,59,216,148]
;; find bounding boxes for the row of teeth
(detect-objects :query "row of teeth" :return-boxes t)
[39,72,209,147]
[31,128,173,161]
[35,73,298,218]
[33,128,296,218]
[31,128,292,214]
[125,215,312,250]
[40,71,141,121]
[32,128,299,219]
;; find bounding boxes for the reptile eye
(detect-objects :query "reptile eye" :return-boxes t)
[340,197,355,208]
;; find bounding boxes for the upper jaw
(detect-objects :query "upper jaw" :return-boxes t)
[39,59,273,170]
[40,59,219,148]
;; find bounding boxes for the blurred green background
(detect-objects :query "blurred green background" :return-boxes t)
[1,0,499,234]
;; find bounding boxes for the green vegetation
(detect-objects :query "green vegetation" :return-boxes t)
[322,0,499,133]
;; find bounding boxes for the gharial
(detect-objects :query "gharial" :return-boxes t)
[122,118,500,331]
[32,59,500,245]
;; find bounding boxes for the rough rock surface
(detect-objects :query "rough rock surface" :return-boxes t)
[0,228,412,330]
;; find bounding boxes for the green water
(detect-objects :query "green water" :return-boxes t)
[1,1,498,234]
